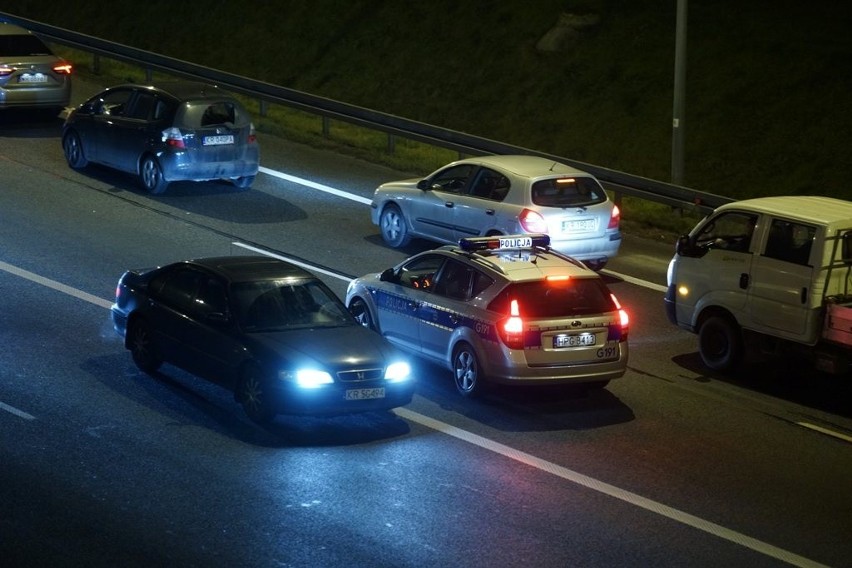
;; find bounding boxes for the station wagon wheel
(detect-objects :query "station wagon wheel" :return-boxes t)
[128,319,162,374]
[232,175,255,190]
[238,364,276,425]
[139,155,169,195]
[62,130,88,169]
[380,204,411,248]
[348,297,376,330]
[453,342,486,397]
[698,315,743,372]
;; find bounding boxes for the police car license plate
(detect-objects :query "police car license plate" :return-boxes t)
[554,333,596,348]
[345,387,385,401]
[202,134,234,145]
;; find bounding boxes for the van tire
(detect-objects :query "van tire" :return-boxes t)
[698,315,743,372]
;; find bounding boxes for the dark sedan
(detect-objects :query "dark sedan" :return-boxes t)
[62,81,259,194]
[111,256,414,424]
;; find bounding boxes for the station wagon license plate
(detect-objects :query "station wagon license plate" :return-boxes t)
[554,333,596,348]
[202,134,234,146]
[562,218,596,232]
[345,387,385,401]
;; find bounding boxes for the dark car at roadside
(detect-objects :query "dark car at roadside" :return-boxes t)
[111,255,414,424]
[62,81,259,194]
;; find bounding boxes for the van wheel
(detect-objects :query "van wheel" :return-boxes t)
[452,342,486,397]
[698,315,743,372]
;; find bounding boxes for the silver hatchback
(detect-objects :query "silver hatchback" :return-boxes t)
[370,155,622,270]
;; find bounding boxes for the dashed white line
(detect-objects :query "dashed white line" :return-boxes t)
[0,401,35,421]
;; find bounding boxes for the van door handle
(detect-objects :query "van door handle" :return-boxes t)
[739,273,749,289]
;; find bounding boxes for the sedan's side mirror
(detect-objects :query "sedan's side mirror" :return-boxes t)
[380,268,397,282]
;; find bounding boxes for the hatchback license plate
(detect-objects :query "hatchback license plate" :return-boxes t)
[345,387,386,400]
[554,333,596,348]
[562,218,596,232]
[202,134,234,146]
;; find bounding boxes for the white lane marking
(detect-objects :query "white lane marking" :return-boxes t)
[259,166,667,293]
[394,407,830,568]
[0,401,35,421]
[259,166,373,205]
[0,260,113,309]
[797,422,852,443]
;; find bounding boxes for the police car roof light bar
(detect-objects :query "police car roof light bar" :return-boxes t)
[458,234,551,252]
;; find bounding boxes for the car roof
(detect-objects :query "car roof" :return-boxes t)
[185,256,314,283]
[438,244,598,282]
[0,22,34,36]
[104,81,233,102]
[718,196,852,227]
[461,154,593,178]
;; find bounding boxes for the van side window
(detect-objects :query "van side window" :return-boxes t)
[763,219,815,266]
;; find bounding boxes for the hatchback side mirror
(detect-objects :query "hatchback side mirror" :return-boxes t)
[416,179,431,191]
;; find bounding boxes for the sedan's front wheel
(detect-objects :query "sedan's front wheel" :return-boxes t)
[238,365,277,425]
[139,155,169,195]
[232,175,255,190]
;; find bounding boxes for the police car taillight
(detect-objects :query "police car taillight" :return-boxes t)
[519,208,548,234]
[162,127,186,149]
[498,299,525,349]
[609,293,629,341]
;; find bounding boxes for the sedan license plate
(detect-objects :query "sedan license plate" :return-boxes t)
[19,74,48,83]
[345,387,385,401]
[202,134,234,146]
[562,218,596,233]
[554,333,596,348]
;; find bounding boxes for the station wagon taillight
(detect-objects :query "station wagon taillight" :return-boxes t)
[609,293,629,341]
[498,299,526,349]
[608,204,621,229]
[519,208,548,234]
[162,127,186,149]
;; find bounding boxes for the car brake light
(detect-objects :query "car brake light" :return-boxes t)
[609,293,629,341]
[248,122,257,144]
[519,208,548,234]
[0,65,13,77]
[608,204,621,229]
[52,63,73,75]
[162,127,186,149]
[498,299,525,349]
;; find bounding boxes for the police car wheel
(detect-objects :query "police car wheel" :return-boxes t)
[380,204,411,248]
[453,343,486,397]
[348,297,375,330]
[698,315,743,372]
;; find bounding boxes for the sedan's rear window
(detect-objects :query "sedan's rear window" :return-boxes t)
[488,278,615,317]
[0,35,52,57]
[532,176,606,208]
[177,100,250,128]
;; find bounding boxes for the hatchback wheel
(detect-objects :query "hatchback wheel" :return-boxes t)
[453,342,486,397]
[140,155,169,195]
[62,131,88,169]
[238,365,276,425]
[380,204,411,248]
[129,319,162,374]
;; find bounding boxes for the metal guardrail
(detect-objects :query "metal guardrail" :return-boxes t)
[2,12,734,215]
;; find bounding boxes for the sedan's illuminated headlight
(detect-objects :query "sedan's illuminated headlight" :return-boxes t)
[280,369,334,388]
[384,361,411,383]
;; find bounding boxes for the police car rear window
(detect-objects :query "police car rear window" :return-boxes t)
[488,279,614,317]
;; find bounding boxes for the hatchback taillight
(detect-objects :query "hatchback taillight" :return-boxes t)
[162,127,186,149]
[498,299,525,349]
[519,208,548,234]
[607,204,621,230]
[248,122,257,144]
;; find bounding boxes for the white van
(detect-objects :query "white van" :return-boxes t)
[665,196,852,373]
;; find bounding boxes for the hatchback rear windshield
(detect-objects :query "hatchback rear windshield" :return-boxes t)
[0,35,52,57]
[532,176,606,208]
[177,100,251,129]
[488,279,615,317]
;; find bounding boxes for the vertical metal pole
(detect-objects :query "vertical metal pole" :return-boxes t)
[671,0,687,185]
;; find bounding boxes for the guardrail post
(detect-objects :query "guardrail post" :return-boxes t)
[387,134,395,155]
[259,100,267,117]
[145,68,152,82]
[322,116,330,138]
[92,54,100,75]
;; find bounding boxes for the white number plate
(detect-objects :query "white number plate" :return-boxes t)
[562,218,596,232]
[19,74,48,83]
[554,333,596,348]
[202,134,234,146]
[345,387,386,400]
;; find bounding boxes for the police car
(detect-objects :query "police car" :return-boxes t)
[345,234,629,397]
